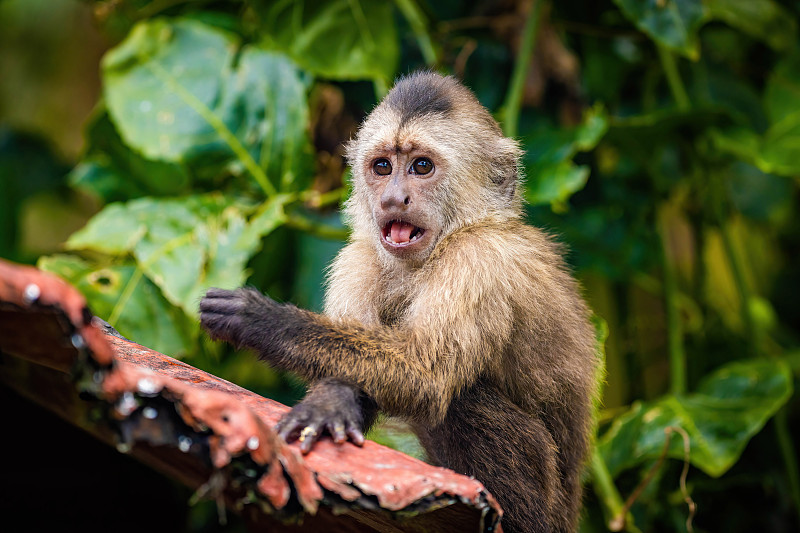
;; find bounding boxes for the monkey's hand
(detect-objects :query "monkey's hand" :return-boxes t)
[276,379,371,454]
[199,287,278,349]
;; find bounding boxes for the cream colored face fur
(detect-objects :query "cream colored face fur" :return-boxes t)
[345,73,523,268]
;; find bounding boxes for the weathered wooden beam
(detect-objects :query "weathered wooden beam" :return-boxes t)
[0,258,502,532]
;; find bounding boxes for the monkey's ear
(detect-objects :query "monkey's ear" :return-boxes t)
[490,137,523,199]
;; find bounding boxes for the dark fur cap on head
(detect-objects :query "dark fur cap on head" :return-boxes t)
[382,71,503,134]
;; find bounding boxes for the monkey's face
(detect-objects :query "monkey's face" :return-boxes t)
[364,146,445,262]
[345,73,524,267]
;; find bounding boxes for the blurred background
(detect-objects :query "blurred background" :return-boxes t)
[1,0,799,531]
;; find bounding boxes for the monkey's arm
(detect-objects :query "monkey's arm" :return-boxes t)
[200,281,512,424]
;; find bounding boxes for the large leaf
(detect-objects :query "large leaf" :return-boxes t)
[65,194,287,316]
[70,110,190,202]
[524,105,608,209]
[599,359,792,478]
[38,254,193,356]
[239,46,315,192]
[613,0,705,59]
[101,18,313,194]
[258,0,398,83]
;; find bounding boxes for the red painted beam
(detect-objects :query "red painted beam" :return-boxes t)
[0,258,502,532]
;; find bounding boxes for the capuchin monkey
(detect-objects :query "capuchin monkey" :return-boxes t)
[200,71,599,533]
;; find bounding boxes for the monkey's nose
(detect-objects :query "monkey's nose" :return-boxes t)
[380,183,411,210]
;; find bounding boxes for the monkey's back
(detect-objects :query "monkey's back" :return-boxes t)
[421,220,597,532]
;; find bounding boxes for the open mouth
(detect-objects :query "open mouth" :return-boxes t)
[381,220,426,247]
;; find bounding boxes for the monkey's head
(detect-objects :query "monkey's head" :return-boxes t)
[345,71,523,266]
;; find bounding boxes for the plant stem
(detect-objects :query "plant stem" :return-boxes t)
[285,212,349,241]
[590,449,640,532]
[299,187,348,209]
[658,207,687,395]
[657,45,690,111]
[394,0,438,65]
[499,0,544,138]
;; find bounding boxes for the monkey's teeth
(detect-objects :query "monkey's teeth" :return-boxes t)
[383,221,424,246]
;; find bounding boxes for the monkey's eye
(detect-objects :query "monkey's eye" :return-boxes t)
[411,157,434,175]
[373,158,392,176]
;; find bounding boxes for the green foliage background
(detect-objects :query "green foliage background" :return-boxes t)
[1,0,799,531]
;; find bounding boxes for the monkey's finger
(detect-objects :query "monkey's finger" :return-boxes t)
[199,312,235,339]
[328,421,347,444]
[199,295,243,314]
[277,423,301,443]
[345,424,365,446]
[276,412,310,442]
[298,424,322,454]
[203,287,236,299]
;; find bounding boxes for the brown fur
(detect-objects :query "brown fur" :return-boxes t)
[200,72,599,533]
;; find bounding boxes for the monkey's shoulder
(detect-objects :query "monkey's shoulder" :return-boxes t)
[431,220,567,274]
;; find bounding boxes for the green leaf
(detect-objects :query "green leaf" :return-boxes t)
[607,109,730,182]
[101,18,313,196]
[69,160,149,203]
[615,0,795,59]
[689,61,768,130]
[710,121,800,176]
[70,110,189,202]
[526,162,590,210]
[765,51,800,127]
[706,53,800,176]
[705,0,797,51]
[258,0,398,83]
[708,126,762,163]
[367,421,427,461]
[37,254,193,356]
[727,162,794,224]
[238,46,315,192]
[599,359,793,478]
[524,105,608,208]
[66,194,287,316]
[761,116,800,176]
[613,0,705,59]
